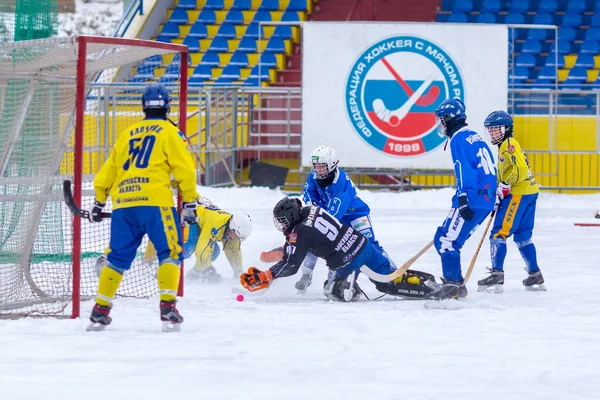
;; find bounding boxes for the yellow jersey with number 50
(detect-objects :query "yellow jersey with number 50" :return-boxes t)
[93,118,198,209]
[497,137,539,195]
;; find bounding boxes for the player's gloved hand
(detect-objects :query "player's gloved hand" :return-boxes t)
[497,182,511,200]
[457,194,474,221]
[240,266,273,292]
[89,200,106,223]
[260,246,284,263]
[180,201,198,226]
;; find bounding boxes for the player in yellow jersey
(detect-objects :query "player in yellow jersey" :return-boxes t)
[478,111,545,293]
[183,197,252,283]
[87,84,199,332]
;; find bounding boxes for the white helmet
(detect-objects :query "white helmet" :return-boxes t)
[229,213,252,241]
[311,145,339,179]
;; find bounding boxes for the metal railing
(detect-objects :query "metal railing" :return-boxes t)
[112,0,143,38]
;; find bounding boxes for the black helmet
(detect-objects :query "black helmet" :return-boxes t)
[273,197,302,232]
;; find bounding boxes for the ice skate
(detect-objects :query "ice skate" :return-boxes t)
[323,274,360,302]
[186,266,223,283]
[523,270,546,291]
[86,303,112,332]
[428,279,468,300]
[160,300,183,332]
[294,271,313,294]
[477,268,505,293]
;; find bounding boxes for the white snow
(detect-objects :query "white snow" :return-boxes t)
[2,187,600,400]
[58,0,123,37]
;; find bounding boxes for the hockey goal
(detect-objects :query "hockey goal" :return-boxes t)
[0,36,189,318]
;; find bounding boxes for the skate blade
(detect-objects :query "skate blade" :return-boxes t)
[162,321,182,332]
[342,274,357,302]
[525,284,546,292]
[477,284,504,294]
[86,322,107,332]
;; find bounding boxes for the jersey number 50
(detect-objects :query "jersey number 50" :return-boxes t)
[123,135,156,171]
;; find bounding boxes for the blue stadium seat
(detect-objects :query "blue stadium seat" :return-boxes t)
[224,10,244,24]
[538,0,557,13]
[143,55,162,66]
[238,37,257,52]
[162,63,180,79]
[200,52,221,67]
[156,36,172,43]
[266,38,285,53]
[259,0,280,11]
[216,23,237,38]
[249,65,271,80]
[585,27,600,41]
[511,66,529,81]
[558,27,576,41]
[595,0,600,13]
[214,77,234,85]
[192,65,213,80]
[448,13,467,23]
[231,0,251,10]
[481,0,500,13]
[436,14,449,22]
[287,0,307,11]
[160,22,179,38]
[566,67,587,83]
[245,22,264,38]
[538,65,557,80]
[533,13,553,25]
[198,9,217,24]
[592,14,600,27]
[522,39,542,54]
[527,29,547,41]
[562,13,582,28]
[575,54,595,68]
[182,36,200,52]
[272,25,292,39]
[453,0,472,13]
[205,0,225,9]
[171,53,192,66]
[255,10,274,21]
[550,39,571,54]
[229,52,249,67]
[476,13,496,23]
[505,13,525,24]
[169,8,188,24]
[566,0,586,13]
[510,0,530,13]
[281,11,299,21]
[580,39,600,54]
[134,63,156,78]
[220,65,241,80]
[244,78,262,87]
[516,53,536,67]
[545,53,565,68]
[188,22,208,39]
[259,52,278,68]
[178,0,197,9]
[209,37,230,52]
[189,76,208,85]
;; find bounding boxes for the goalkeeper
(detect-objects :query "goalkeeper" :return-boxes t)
[87,83,198,332]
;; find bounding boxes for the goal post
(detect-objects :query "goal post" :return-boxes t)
[0,36,189,319]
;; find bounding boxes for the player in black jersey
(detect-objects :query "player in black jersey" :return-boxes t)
[240,197,439,301]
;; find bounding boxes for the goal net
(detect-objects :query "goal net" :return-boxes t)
[0,36,189,318]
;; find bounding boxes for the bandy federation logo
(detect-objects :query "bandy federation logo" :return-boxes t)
[345,35,465,157]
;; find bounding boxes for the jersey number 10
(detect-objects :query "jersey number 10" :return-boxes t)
[123,135,156,171]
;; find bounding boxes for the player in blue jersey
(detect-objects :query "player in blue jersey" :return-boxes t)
[429,98,497,300]
[260,145,392,293]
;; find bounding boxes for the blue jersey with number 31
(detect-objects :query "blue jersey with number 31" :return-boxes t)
[449,127,497,211]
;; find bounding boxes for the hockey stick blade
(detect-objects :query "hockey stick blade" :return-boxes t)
[63,180,111,220]
[360,240,434,283]
[595,210,600,219]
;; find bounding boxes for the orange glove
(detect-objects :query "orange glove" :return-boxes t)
[240,267,273,292]
[260,247,284,263]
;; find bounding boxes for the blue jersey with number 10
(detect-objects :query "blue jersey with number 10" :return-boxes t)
[450,127,497,211]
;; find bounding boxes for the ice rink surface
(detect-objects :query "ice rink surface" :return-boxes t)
[2,187,600,400]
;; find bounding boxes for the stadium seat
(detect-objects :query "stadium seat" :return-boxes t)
[580,39,600,54]
[521,39,542,54]
[453,0,472,13]
[562,13,582,28]
[244,77,262,87]
[238,37,257,52]
[516,53,536,67]
[448,13,467,23]
[134,63,156,79]
[281,11,299,21]
[143,55,162,66]
[209,37,230,52]
[156,36,172,43]
[249,65,271,80]
[229,52,249,67]
[538,0,557,13]
[245,22,264,38]
[220,65,242,80]
[231,0,251,10]
[214,77,235,85]
[586,28,600,41]
[481,0,500,13]
[224,10,244,24]
[272,25,293,39]
[511,66,529,82]
[197,9,217,24]
[259,52,278,68]
[575,54,595,68]
[538,65,557,79]
[259,0,280,11]
[182,36,200,52]
[566,0,586,13]
[188,22,208,38]
[216,23,237,38]
[533,13,553,25]
[266,38,286,53]
[192,65,213,80]
[178,0,197,9]
[505,13,525,24]
[162,63,180,79]
[287,0,307,11]
[476,13,496,23]
[550,39,571,54]
[592,14,600,27]
[558,27,576,41]
[169,8,188,24]
[205,0,225,9]
[189,76,208,85]
[160,22,179,38]
[595,0,600,13]
[566,67,587,83]
[545,53,565,68]
[510,0,530,13]
[171,53,192,66]
[527,29,547,41]
[254,10,274,22]
[200,52,221,67]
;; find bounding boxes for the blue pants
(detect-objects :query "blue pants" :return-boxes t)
[489,193,540,273]
[434,207,492,282]
[332,241,394,281]
[183,223,220,261]
[108,206,183,272]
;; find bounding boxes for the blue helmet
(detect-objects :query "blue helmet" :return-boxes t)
[141,84,170,115]
[484,110,513,145]
[435,98,466,137]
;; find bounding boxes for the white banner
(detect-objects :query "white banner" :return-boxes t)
[302,22,507,169]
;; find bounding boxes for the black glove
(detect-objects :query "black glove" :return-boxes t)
[180,201,198,226]
[457,194,474,221]
[89,200,106,223]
